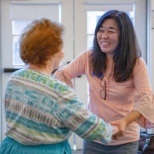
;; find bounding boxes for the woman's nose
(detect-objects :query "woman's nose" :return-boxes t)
[101,32,108,38]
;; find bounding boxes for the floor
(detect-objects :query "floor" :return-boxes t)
[72,150,82,154]
[72,149,142,154]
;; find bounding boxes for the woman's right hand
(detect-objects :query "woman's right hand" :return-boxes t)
[111,125,119,136]
[110,118,128,140]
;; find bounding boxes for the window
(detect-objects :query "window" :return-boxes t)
[11,2,61,66]
[12,21,30,65]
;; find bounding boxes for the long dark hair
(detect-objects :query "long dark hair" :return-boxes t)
[91,10,141,82]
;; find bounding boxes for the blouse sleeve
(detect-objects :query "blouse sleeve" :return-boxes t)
[54,50,90,88]
[54,69,73,88]
[56,84,112,144]
[133,58,154,128]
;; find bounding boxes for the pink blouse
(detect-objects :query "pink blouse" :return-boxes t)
[54,49,154,145]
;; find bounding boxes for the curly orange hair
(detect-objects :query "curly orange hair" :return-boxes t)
[19,18,64,67]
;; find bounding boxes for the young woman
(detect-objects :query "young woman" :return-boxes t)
[54,10,154,154]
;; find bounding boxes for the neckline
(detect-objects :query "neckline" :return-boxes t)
[28,68,51,77]
[104,72,113,78]
[103,61,114,79]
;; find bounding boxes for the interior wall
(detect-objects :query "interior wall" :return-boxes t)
[0,0,2,142]
[145,0,154,134]
[150,0,154,90]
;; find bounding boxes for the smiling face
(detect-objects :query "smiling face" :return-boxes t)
[97,19,120,56]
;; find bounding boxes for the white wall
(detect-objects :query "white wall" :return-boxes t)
[150,1,154,90]
[146,0,154,134]
[152,0,154,9]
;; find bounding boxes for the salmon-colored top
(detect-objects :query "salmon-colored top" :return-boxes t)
[55,49,154,145]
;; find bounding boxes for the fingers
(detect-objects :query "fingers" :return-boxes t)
[109,121,116,125]
[110,123,124,140]
[110,124,119,140]
[112,134,118,140]
[109,119,127,140]
[112,131,124,140]
[111,125,118,135]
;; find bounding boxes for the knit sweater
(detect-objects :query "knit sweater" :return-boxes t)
[4,68,112,145]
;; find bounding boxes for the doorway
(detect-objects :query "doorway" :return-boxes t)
[0,0,147,150]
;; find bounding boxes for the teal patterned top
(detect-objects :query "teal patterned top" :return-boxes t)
[4,69,112,145]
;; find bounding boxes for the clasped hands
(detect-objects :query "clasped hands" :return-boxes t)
[110,118,128,140]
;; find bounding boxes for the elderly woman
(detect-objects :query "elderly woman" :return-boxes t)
[0,18,117,154]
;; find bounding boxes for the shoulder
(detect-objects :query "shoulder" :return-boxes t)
[135,57,147,69]
[136,57,146,65]
[11,68,75,96]
[12,68,71,89]
[84,48,93,56]
[134,57,148,74]
[65,49,92,68]
[76,49,93,58]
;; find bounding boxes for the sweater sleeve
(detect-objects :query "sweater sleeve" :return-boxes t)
[133,58,154,128]
[56,86,112,144]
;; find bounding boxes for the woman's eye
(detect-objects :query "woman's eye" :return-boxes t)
[108,31,114,33]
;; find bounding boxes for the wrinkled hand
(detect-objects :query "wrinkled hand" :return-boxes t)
[110,118,128,140]
[111,125,118,136]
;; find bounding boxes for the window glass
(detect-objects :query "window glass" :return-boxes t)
[12,21,30,35]
[12,21,30,65]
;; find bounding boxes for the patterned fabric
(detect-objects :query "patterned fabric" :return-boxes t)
[4,68,112,145]
[54,49,154,145]
[134,92,154,128]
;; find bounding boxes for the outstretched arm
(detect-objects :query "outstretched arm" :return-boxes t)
[110,110,141,139]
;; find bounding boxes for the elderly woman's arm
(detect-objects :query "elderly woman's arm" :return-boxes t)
[55,84,117,143]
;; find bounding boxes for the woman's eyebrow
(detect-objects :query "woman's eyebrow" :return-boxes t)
[108,26,116,30]
[100,25,116,29]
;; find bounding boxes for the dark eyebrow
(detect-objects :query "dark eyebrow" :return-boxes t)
[108,26,116,30]
[100,26,117,30]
